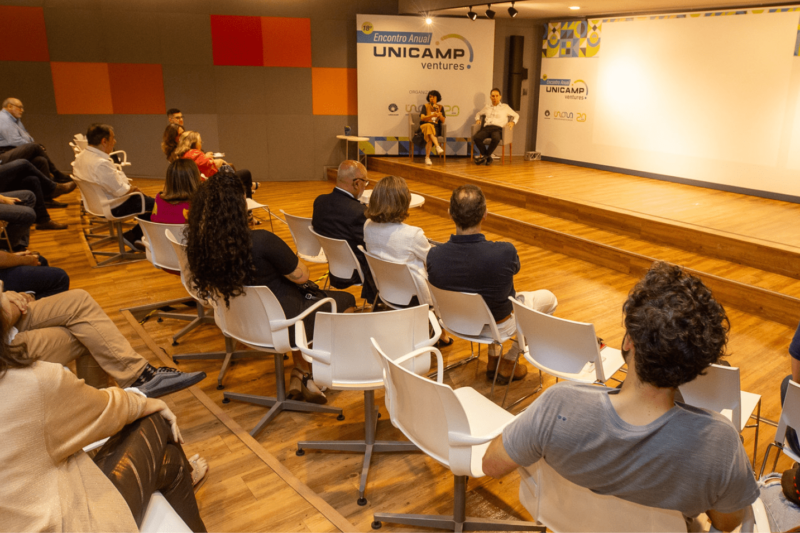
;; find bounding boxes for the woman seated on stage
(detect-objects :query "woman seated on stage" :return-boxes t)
[161,123,184,162]
[185,169,356,403]
[152,159,200,225]
[418,90,446,166]
[174,131,254,198]
[0,300,208,532]
[363,175,452,346]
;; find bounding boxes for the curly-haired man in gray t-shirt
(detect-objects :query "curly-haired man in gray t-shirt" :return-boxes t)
[482,261,759,531]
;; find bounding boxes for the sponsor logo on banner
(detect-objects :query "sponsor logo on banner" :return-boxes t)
[554,111,573,121]
[358,22,474,71]
[541,75,589,100]
[405,104,461,116]
[544,110,551,118]
[576,113,587,122]
[388,103,398,113]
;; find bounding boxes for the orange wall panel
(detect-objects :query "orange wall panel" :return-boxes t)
[0,6,49,62]
[261,17,311,68]
[109,63,166,114]
[312,68,357,116]
[51,62,113,115]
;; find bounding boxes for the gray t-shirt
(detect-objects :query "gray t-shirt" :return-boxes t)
[503,382,759,517]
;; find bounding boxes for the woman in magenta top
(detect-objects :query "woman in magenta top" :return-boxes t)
[151,159,199,225]
[174,131,254,198]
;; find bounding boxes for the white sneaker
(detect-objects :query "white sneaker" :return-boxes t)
[434,145,444,156]
[425,157,432,165]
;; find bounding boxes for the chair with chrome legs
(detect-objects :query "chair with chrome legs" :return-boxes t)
[216,285,343,437]
[310,227,372,309]
[370,337,544,533]
[294,305,437,505]
[760,380,800,477]
[281,211,327,264]
[165,229,262,390]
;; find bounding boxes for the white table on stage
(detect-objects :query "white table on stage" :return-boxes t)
[359,189,425,208]
[336,135,369,168]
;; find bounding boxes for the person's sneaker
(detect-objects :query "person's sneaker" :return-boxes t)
[434,145,444,156]
[425,157,432,165]
[484,156,493,166]
[135,367,206,398]
[474,156,485,165]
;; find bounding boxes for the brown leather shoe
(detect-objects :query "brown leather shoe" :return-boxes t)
[36,220,68,230]
[487,355,528,384]
[52,181,76,198]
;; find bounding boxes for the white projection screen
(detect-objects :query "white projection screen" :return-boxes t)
[536,8,800,199]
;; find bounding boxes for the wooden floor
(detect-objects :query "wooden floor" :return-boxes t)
[37,163,797,531]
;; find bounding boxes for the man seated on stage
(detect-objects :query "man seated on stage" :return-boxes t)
[168,108,184,126]
[472,88,519,166]
[427,184,557,383]
[2,288,206,397]
[0,98,74,191]
[72,124,154,249]
[311,160,377,303]
[482,262,760,531]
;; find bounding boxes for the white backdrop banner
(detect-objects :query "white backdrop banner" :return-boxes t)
[356,15,495,156]
[536,8,800,199]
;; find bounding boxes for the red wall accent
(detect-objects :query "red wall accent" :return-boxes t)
[210,15,264,66]
[0,6,49,62]
[109,64,166,115]
[262,17,312,68]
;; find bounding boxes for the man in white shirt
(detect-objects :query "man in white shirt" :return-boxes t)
[472,88,519,165]
[71,124,154,248]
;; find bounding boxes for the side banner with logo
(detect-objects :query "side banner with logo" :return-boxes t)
[357,15,495,156]
[537,12,800,198]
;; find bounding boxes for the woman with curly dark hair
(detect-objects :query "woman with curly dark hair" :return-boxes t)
[185,168,356,403]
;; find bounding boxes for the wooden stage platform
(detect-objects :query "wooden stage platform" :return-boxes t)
[363,156,800,328]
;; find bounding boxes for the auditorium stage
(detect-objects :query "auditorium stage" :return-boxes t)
[360,156,800,327]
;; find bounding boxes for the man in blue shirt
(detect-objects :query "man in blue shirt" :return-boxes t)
[0,98,73,200]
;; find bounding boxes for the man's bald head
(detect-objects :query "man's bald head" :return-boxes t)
[2,98,23,119]
[336,160,368,197]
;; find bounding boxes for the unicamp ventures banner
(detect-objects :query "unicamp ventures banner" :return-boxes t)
[357,15,495,156]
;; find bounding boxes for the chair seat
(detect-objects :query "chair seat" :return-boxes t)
[298,251,327,263]
[330,378,384,391]
[140,491,191,533]
[453,387,515,477]
[525,346,624,384]
[726,391,761,432]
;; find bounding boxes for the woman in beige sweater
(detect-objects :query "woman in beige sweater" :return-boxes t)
[0,296,207,532]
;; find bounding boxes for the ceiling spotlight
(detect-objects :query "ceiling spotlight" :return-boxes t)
[485,4,495,19]
[425,16,433,24]
[569,6,581,10]
[508,2,518,17]
[467,6,478,20]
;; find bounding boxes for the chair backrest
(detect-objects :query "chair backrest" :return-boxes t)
[165,229,203,302]
[679,364,743,429]
[304,305,433,390]
[372,338,476,475]
[518,460,686,532]
[309,227,363,283]
[408,112,421,130]
[511,299,605,381]
[73,133,88,151]
[361,248,419,308]
[777,380,800,445]
[213,285,293,354]
[427,281,501,340]
[71,177,111,218]
[280,210,326,261]
[137,219,185,271]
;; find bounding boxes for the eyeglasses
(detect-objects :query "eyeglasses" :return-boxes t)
[9,104,23,110]
[353,178,369,186]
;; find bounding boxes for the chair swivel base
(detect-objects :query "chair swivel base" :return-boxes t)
[85,220,145,268]
[223,352,342,438]
[296,390,419,505]
[173,335,262,389]
[373,475,544,533]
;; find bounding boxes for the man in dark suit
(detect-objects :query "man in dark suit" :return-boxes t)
[312,160,376,303]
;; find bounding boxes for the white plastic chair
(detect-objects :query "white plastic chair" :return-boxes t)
[245,198,277,232]
[427,282,519,405]
[215,285,343,437]
[518,460,686,532]
[360,246,422,309]
[294,305,438,505]
[280,210,327,264]
[71,176,145,267]
[370,338,544,533]
[471,114,514,164]
[71,133,130,171]
[165,229,261,390]
[310,227,370,307]
[760,380,800,478]
[679,364,761,469]
[511,298,625,385]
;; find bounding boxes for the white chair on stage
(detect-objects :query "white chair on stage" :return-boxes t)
[72,176,145,267]
[294,305,438,505]
[471,115,514,164]
[510,298,625,386]
[679,363,761,468]
[280,210,327,264]
[216,285,343,437]
[427,282,523,406]
[165,230,261,390]
[760,380,800,477]
[370,338,544,533]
